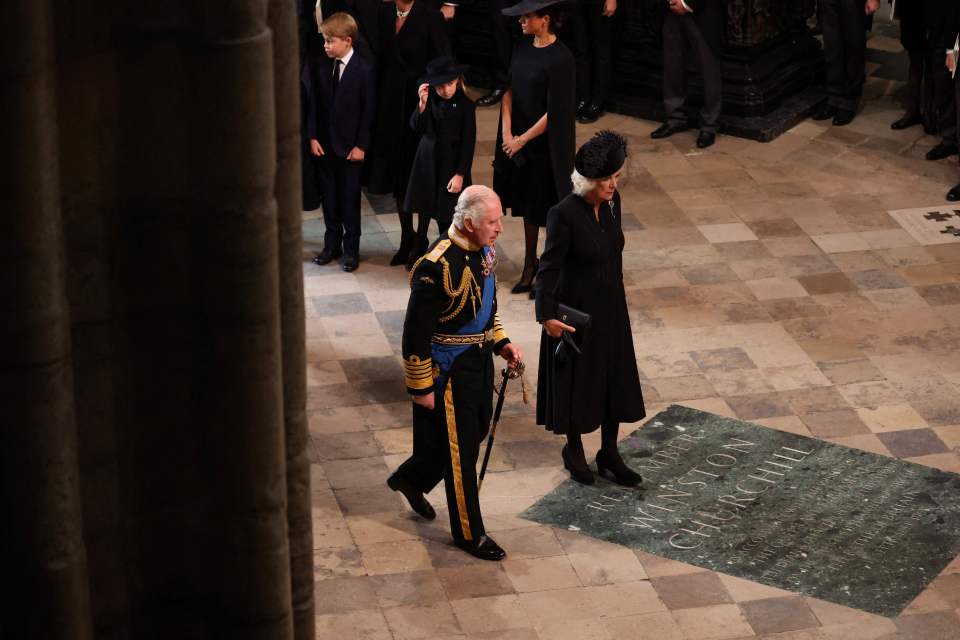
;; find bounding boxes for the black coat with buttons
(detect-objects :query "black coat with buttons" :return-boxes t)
[534,191,646,435]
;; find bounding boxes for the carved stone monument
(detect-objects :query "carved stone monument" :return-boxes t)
[523,406,960,616]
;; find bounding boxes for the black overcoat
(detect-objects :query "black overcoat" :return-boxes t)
[403,88,476,220]
[534,192,645,435]
[492,37,575,218]
[367,0,450,198]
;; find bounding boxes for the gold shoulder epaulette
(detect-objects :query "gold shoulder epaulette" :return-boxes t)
[424,239,452,263]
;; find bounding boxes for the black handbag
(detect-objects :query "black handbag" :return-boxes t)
[554,304,590,364]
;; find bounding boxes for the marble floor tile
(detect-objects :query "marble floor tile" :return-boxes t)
[303,36,960,637]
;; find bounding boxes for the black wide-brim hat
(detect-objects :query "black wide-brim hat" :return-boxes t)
[502,0,566,17]
[419,55,469,86]
[575,130,628,179]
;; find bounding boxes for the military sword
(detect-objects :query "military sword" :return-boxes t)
[478,361,524,490]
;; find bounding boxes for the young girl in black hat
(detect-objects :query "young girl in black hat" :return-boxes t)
[403,56,477,268]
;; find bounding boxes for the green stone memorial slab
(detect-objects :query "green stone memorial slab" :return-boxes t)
[521,405,960,616]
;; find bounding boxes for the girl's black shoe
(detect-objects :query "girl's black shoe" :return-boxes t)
[562,444,594,485]
[596,447,642,487]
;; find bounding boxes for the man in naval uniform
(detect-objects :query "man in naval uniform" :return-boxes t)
[387,185,522,561]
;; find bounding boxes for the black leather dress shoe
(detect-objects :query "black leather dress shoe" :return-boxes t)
[577,103,604,124]
[697,131,716,149]
[342,256,358,272]
[832,109,855,126]
[891,114,921,130]
[476,87,506,107]
[313,248,342,265]
[927,142,959,161]
[455,535,506,561]
[947,183,960,202]
[650,122,688,139]
[387,472,436,520]
[811,104,836,121]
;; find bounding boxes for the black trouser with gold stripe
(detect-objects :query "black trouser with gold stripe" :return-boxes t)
[396,347,494,543]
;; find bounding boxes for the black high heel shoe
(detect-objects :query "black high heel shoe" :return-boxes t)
[511,259,539,294]
[596,447,642,487]
[562,444,594,485]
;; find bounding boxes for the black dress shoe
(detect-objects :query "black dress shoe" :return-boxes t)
[387,472,436,520]
[476,87,506,107]
[595,447,642,487]
[455,535,506,561]
[562,444,594,485]
[342,256,358,272]
[650,122,688,139]
[832,109,855,126]
[577,103,604,124]
[696,131,716,149]
[947,183,960,202]
[891,113,921,130]
[313,248,342,265]
[927,142,959,161]
[811,104,836,121]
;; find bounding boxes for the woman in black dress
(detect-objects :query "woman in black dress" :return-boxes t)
[494,0,576,295]
[534,131,645,487]
[367,0,449,266]
[403,56,477,268]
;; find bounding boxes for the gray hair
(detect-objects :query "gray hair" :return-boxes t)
[570,169,598,197]
[452,185,500,229]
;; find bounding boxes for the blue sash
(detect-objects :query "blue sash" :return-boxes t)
[432,248,495,390]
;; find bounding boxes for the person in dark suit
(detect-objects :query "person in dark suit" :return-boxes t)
[477,0,522,107]
[891,0,948,135]
[307,12,376,272]
[568,0,618,124]
[813,0,880,126]
[650,0,725,149]
[944,3,960,201]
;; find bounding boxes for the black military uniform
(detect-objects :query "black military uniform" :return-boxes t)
[393,225,510,555]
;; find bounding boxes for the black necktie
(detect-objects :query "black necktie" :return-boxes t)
[333,59,342,92]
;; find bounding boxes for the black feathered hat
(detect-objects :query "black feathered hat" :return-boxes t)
[419,55,469,86]
[502,0,566,17]
[574,130,628,179]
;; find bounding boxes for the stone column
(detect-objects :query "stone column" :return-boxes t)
[2,0,312,637]
[0,2,94,638]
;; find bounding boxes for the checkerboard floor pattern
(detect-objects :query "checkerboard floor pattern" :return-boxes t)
[305,24,960,640]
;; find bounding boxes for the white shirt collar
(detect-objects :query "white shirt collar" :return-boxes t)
[337,47,354,70]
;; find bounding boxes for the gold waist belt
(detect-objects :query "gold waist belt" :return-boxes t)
[431,329,495,345]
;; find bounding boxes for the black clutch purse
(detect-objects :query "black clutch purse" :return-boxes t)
[554,304,590,364]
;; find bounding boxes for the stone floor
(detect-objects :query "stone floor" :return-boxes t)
[304,28,960,640]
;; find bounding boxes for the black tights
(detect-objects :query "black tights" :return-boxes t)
[566,421,620,454]
[519,221,540,281]
[415,213,451,244]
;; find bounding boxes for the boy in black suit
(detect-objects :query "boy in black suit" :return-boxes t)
[308,12,376,272]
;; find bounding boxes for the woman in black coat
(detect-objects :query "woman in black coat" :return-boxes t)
[534,131,645,487]
[494,0,576,296]
[367,0,450,266]
[403,56,477,267]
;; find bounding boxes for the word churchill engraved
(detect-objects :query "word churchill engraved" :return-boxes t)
[522,405,960,616]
